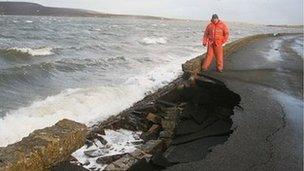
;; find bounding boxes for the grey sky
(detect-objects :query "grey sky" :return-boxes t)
[6,0,304,24]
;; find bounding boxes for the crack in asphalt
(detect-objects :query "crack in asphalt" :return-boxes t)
[248,104,287,170]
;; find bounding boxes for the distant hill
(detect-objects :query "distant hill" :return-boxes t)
[0,2,166,19]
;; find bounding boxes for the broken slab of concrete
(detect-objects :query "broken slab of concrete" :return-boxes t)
[183,103,209,124]
[175,116,218,136]
[172,119,232,145]
[0,119,87,171]
[104,150,153,171]
[84,148,110,158]
[165,136,229,163]
[104,154,137,171]
[140,124,161,141]
[96,154,126,165]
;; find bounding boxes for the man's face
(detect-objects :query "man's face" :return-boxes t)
[212,19,219,24]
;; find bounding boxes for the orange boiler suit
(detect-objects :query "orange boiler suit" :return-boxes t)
[202,20,229,71]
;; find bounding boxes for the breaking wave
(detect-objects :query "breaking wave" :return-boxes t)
[1,47,54,58]
[0,52,200,147]
[141,37,168,45]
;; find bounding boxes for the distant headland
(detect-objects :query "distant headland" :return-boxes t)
[0,2,167,19]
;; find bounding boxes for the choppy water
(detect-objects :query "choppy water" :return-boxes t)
[0,15,302,147]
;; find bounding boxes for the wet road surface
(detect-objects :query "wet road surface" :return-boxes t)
[166,34,303,171]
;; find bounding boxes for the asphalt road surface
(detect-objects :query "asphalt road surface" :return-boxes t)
[166,34,303,171]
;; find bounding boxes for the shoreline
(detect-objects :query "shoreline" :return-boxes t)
[0,32,302,170]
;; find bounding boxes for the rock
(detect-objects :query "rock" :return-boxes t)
[105,150,154,171]
[130,149,152,160]
[96,135,108,145]
[146,113,162,124]
[96,154,125,164]
[148,124,161,134]
[104,154,137,171]
[85,139,94,148]
[159,131,173,139]
[103,120,122,130]
[134,103,157,113]
[131,140,144,145]
[0,119,87,171]
[140,124,161,141]
[84,148,109,158]
[140,140,164,154]
[87,132,108,145]
[83,160,90,166]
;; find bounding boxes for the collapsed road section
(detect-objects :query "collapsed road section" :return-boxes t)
[52,75,241,171]
[128,76,241,170]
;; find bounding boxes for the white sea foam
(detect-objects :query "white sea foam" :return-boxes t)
[9,47,54,56]
[72,129,142,170]
[0,51,202,147]
[141,37,168,45]
[0,86,143,147]
[25,20,33,23]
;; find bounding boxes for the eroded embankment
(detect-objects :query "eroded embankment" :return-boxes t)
[127,75,241,170]
[52,74,241,171]
[0,32,301,171]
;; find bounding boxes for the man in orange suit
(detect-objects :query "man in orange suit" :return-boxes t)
[202,14,229,72]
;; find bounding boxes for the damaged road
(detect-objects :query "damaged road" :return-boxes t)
[52,34,302,171]
[166,34,303,171]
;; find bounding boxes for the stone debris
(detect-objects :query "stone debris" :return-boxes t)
[140,140,164,154]
[105,149,154,171]
[61,72,239,171]
[104,154,137,171]
[84,148,110,158]
[96,154,126,164]
[146,113,162,124]
[159,130,173,139]
[72,129,143,171]
[130,149,152,160]
[140,124,161,141]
